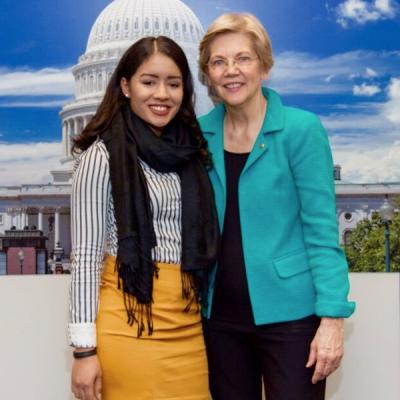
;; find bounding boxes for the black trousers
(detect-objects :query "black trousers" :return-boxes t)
[203,315,326,400]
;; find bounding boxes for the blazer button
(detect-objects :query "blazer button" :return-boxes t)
[259,143,265,149]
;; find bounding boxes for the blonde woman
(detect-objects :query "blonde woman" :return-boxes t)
[198,13,355,400]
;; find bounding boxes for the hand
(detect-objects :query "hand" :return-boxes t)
[306,317,344,384]
[71,350,102,400]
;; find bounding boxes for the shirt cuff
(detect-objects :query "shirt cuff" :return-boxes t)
[68,322,97,348]
[315,300,356,318]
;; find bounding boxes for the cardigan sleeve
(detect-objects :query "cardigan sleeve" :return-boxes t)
[288,113,355,318]
[68,141,111,347]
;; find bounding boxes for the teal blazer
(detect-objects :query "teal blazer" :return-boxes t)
[199,87,355,324]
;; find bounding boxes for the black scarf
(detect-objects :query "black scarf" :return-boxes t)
[101,105,219,336]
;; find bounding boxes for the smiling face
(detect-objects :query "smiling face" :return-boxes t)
[120,52,184,134]
[206,32,267,108]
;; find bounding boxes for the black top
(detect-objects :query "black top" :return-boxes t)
[211,150,255,325]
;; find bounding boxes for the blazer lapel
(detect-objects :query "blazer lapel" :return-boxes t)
[242,88,285,175]
[204,133,224,199]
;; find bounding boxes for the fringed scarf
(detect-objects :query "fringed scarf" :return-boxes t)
[101,105,219,337]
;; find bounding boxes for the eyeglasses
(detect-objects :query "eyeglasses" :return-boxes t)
[207,55,259,72]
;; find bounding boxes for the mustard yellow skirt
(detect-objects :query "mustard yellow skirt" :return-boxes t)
[96,255,209,400]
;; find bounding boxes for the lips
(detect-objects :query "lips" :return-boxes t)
[149,104,171,116]
[223,82,244,92]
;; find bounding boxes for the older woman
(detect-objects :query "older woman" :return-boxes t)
[198,13,355,400]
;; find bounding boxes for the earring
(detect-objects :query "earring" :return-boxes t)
[124,93,130,98]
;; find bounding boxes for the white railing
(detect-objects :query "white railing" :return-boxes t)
[0,273,399,400]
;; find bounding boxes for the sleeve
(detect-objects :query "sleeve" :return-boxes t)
[288,113,355,318]
[68,142,111,347]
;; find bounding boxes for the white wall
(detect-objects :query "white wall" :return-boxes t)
[0,275,73,400]
[0,273,399,400]
[326,273,400,400]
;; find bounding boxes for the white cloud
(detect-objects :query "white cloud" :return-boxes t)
[323,79,400,138]
[325,74,335,82]
[365,67,378,77]
[332,141,400,183]
[269,50,400,95]
[375,0,397,13]
[0,99,71,108]
[0,67,74,96]
[313,76,400,183]
[382,77,400,124]
[353,82,381,96]
[267,50,400,182]
[212,0,231,12]
[327,108,400,183]
[322,111,387,134]
[349,67,380,79]
[336,0,398,27]
[215,5,231,12]
[0,142,62,185]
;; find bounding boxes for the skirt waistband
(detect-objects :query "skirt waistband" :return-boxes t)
[103,254,180,269]
[102,254,182,285]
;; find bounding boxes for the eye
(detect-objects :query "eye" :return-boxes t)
[237,56,252,64]
[210,59,226,67]
[169,82,181,88]
[142,80,155,86]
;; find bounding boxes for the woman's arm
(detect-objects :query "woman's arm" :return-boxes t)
[69,142,110,399]
[288,113,354,317]
[69,142,110,347]
[306,317,344,383]
[71,349,102,400]
[288,112,355,382]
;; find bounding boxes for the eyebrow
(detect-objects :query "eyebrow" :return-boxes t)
[140,73,182,80]
[210,51,252,58]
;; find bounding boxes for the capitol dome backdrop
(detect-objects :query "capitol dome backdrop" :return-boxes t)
[60,0,212,179]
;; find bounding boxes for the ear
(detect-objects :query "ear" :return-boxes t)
[261,66,269,82]
[120,77,130,98]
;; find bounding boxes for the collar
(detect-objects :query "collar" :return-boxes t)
[199,87,285,136]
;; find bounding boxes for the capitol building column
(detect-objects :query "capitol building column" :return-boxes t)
[14,207,21,229]
[13,208,19,229]
[66,120,71,157]
[54,207,61,246]
[67,119,75,157]
[62,122,67,158]
[74,117,81,136]
[38,207,44,231]
[21,208,28,229]
[5,208,14,229]
[14,209,19,228]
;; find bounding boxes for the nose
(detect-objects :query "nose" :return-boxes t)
[224,60,240,75]
[154,83,169,99]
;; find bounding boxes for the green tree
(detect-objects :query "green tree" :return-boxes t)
[345,198,400,272]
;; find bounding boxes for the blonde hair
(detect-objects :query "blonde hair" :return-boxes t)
[199,13,274,88]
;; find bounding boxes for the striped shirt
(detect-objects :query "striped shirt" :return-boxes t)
[68,139,182,347]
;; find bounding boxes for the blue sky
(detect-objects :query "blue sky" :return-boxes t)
[0,0,399,184]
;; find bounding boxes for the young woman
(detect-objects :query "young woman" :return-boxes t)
[68,36,219,400]
[198,13,355,400]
